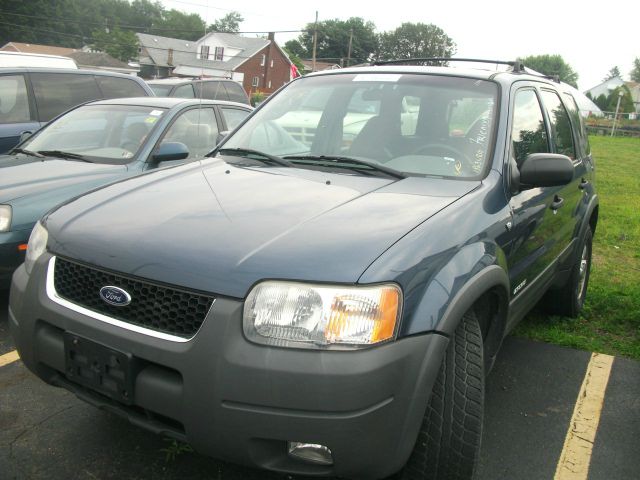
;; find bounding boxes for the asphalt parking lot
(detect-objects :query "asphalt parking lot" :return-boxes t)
[1,290,638,480]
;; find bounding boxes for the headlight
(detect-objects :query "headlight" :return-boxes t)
[25,222,48,274]
[243,281,402,349]
[0,205,11,232]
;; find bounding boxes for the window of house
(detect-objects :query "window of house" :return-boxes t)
[540,89,577,160]
[200,45,210,60]
[511,89,549,167]
[214,46,224,61]
[270,59,274,68]
[252,76,260,87]
[268,80,272,89]
[260,54,266,66]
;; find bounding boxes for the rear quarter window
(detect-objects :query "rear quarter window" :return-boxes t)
[30,73,101,122]
[0,74,31,123]
[201,81,229,101]
[224,82,249,104]
[96,76,147,98]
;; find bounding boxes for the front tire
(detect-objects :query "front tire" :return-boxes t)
[400,310,484,480]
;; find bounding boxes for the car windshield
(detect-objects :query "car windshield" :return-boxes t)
[23,104,167,163]
[221,73,498,178]
[149,84,173,96]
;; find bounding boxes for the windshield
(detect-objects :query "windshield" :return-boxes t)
[149,84,173,96]
[221,73,498,178]
[23,104,167,163]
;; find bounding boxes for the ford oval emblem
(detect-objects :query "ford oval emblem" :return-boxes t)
[99,286,132,307]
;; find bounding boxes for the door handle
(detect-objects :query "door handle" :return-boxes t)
[551,195,564,211]
[579,178,589,190]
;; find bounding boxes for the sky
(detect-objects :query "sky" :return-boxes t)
[160,0,638,91]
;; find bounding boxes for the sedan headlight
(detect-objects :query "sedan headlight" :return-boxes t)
[0,205,11,232]
[25,222,48,274]
[243,281,402,349]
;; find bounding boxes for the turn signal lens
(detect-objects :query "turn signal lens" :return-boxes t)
[243,281,402,349]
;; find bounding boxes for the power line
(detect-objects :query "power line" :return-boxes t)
[0,10,304,35]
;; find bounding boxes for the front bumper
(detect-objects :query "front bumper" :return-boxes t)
[9,253,449,479]
[0,230,29,289]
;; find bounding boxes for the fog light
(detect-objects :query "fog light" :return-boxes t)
[287,441,333,465]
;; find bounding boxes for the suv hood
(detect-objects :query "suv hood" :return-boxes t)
[0,156,128,205]
[46,158,479,298]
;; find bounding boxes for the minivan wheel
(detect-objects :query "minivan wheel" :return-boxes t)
[546,227,593,318]
[400,310,484,480]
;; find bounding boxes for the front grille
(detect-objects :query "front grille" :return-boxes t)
[53,257,214,338]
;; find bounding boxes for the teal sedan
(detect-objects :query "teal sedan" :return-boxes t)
[0,96,252,287]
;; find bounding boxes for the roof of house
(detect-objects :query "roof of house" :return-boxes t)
[67,51,134,70]
[1,42,78,56]
[302,60,341,71]
[136,32,288,72]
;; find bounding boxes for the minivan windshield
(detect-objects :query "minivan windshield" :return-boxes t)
[22,104,166,163]
[220,73,498,178]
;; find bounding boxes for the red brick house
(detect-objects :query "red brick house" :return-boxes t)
[137,32,294,95]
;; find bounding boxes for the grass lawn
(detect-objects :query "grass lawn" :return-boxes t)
[514,135,640,360]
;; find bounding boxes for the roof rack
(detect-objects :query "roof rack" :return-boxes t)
[372,57,525,73]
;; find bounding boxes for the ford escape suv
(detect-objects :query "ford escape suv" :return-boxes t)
[9,59,598,480]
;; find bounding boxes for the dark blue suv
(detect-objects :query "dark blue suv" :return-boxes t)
[9,59,598,480]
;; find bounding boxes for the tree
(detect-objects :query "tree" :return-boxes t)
[283,47,305,75]
[603,66,621,81]
[518,54,579,88]
[377,23,456,62]
[606,86,634,113]
[208,12,243,33]
[151,9,205,41]
[291,17,378,65]
[91,27,139,62]
[630,58,640,83]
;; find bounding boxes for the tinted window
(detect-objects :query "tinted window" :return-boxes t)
[201,81,228,101]
[161,108,219,158]
[562,92,590,157]
[511,89,549,167]
[540,90,576,160]
[224,82,249,103]
[149,84,172,96]
[30,73,101,122]
[221,107,250,130]
[174,84,195,98]
[96,76,146,98]
[0,74,30,123]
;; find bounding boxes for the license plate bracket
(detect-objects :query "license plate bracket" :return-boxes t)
[64,333,138,405]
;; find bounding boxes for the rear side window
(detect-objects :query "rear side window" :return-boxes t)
[221,107,250,130]
[96,76,147,98]
[540,90,576,160]
[224,82,249,104]
[30,73,101,121]
[511,89,549,167]
[0,74,31,123]
[173,84,195,98]
[201,81,229,101]
[561,93,590,157]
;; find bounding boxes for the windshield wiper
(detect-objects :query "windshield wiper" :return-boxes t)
[36,150,92,162]
[217,148,293,167]
[282,155,406,179]
[12,148,45,158]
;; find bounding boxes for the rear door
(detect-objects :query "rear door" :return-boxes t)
[0,73,40,153]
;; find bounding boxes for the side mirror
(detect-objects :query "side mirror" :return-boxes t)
[152,142,189,163]
[519,153,574,189]
[19,131,33,144]
[216,131,229,145]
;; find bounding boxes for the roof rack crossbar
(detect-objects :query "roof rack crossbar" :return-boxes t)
[373,57,525,72]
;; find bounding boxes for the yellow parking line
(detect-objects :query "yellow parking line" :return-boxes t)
[554,352,614,480]
[0,349,20,367]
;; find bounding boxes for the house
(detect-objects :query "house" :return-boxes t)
[1,42,139,75]
[136,32,294,95]
[585,76,640,114]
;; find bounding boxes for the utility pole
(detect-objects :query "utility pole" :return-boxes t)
[312,11,318,72]
[610,90,624,137]
[347,28,353,67]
